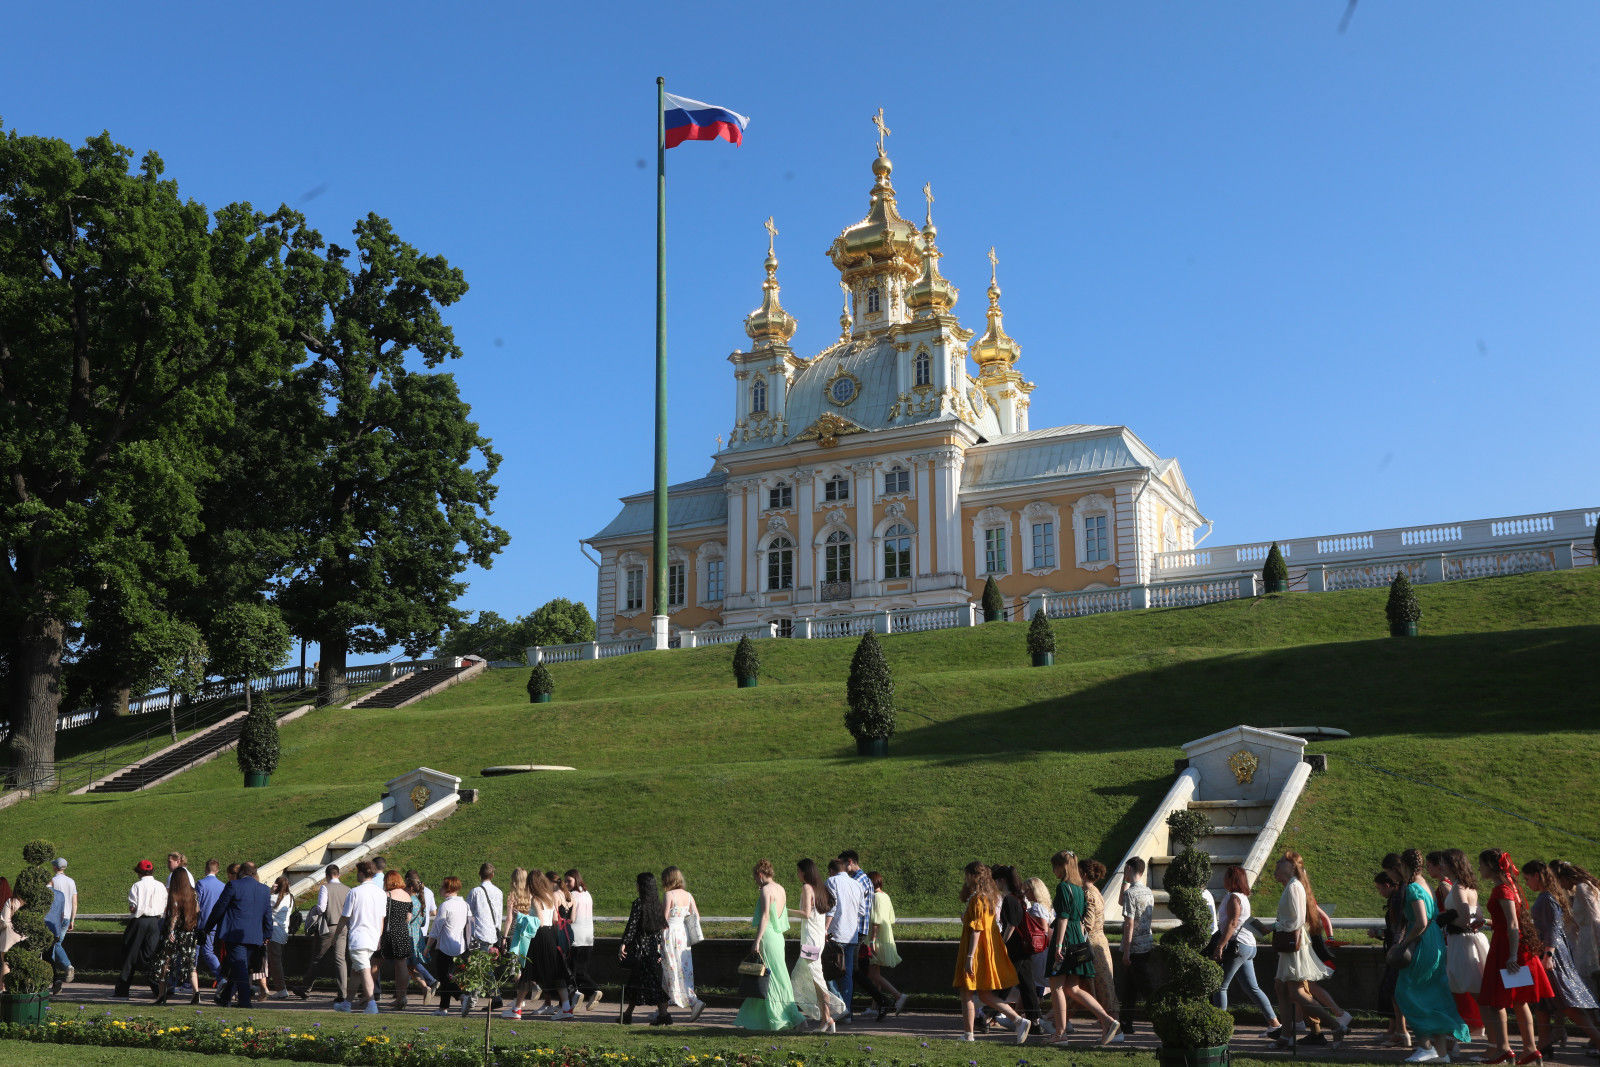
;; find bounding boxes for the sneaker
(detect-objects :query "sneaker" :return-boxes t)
[270,990,290,1000]
[65,966,75,984]
[1039,1019,1056,1039]
[893,993,907,1015]
[333,1000,352,1012]
[1337,1011,1354,1030]
[1111,1033,1125,1045]
[532,1004,558,1016]
[363,1001,380,1014]
[1406,1050,1442,1064]
[1016,1019,1033,1045]
[500,1009,522,1019]
[1097,1020,1122,1047]
[555,1011,576,1021]
[958,1033,975,1042]
[431,1008,447,1016]
[460,996,474,1018]
[584,991,604,1011]
[688,998,706,1023]
[293,986,310,1001]
[992,1014,1015,1030]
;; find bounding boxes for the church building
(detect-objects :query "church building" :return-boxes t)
[586,122,1204,641]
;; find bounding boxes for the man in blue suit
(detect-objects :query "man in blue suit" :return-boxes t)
[193,859,226,985]
[203,861,272,1008]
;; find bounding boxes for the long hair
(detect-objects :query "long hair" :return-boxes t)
[1050,850,1082,886]
[1282,850,1320,918]
[1024,876,1051,909]
[505,867,531,915]
[1223,865,1251,895]
[1481,849,1544,956]
[528,870,556,911]
[272,875,292,904]
[1443,849,1478,890]
[0,875,11,912]
[1551,860,1598,891]
[797,858,833,913]
[992,864,1021,897]
[564,868,587,894]
[661,866,686,892]
[634,872,666,935]
[404,870,425,898]
[1522,860,1570,911]
[1079,859,1106,885]
[167,868,199,931]
[961,861,999,905]
[1399,848,1427,884]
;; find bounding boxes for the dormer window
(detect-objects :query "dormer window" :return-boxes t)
[914,350,931,386]
[823,475,850,502]
[768,482,792,510]
[751,378,767,415]
[866,286,881,314]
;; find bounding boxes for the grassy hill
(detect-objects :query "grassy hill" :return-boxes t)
[2,570,1595,926]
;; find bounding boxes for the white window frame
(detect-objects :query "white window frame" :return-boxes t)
[823,529,853,584]
[697,542,726,604]
[618,550,647,616]
[666,561,686,608]
[883,466,910,496]
[866,285,881,314]
[971,506,1013,579]
[1071,493,1115,571]
[913,349,931,387]
[882,522,913,580]
[1021,501,1062,576]
[751,377,767,415]
[765,533,795,591]
[767,481,792,510]
[823,475,850,503]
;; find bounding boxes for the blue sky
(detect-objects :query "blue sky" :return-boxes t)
[6,2,1598,640]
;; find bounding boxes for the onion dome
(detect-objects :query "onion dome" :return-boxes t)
[971,246,1021,373]
[744,217,797,346]
[906,183,958,317]
[826,111,921,284]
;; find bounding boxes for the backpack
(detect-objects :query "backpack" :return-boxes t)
[1025,909,1049,954]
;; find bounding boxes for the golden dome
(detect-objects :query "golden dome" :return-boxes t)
[971,246,1021,373]
[906,183,958,316]
[744,217,797,346]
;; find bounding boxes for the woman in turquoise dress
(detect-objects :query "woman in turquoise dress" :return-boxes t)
[735,859,804,1032]
[1393,849,1469,1061]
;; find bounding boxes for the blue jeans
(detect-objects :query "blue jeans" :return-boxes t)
[45,919,71,971]
[826,940,860,1016]
[1216,941,1276,1021]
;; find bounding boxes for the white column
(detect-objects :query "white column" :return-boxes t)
[727,486,745,596]
[914,456,933,577]
[797,470,815,591]
[935,450,963,575]
[745,483,760,594]
[853,464,873,581]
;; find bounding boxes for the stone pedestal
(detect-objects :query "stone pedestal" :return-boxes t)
[383,767,462,819]
[651,614,670,651]
[1181,725,1306,802]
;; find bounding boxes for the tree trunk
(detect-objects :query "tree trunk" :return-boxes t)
[5,618,66,790]
[317,635,348,707]
[97,682,132,718]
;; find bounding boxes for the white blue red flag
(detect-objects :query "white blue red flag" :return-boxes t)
[662,93,749,149]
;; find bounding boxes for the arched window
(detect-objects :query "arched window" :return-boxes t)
[766,535,794,591]
[914,350,931,386]
[825,530,852,583]
[883,523,912,579]
[866,286,881,314]
[751,377,767,415]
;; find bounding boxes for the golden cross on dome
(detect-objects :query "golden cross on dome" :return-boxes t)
[988,246,999,285]
[922,182,934,226]
[872,107,891,155]
[763,215,778,256]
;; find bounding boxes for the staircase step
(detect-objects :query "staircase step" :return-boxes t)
[1150,853,1247,866]
[367,822,399,833]
[1187,799,1269,809]
[1199,826,1264,836]
[331,841,368,851]
[286,862,324,875]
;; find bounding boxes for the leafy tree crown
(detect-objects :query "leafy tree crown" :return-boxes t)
[5,840,60,992]
[845,632,896,741]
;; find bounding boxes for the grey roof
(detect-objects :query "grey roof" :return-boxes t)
[724,335,1002,452]
[588,472,728,542]
[961,425,1166,491]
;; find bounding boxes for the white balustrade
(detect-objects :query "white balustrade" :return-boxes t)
[1443,549,1556,582]
[1044,588,1134,618]
[1322,559,1428,592]
[1147,576,1254,609]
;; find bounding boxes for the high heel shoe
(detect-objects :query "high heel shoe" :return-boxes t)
[1515,1051,1543,1065]
[1473,1051,1513,1064]
[189,989,200,1005]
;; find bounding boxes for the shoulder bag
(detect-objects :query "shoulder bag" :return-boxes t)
[1271,927,1302,954]
[737,950,768,999]
[822,939,847,980]
[685,910,704,946]
[1387,939,1415,969]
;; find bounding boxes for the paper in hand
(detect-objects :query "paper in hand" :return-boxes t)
[1499,966,1534,990]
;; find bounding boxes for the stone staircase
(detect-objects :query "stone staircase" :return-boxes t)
[75,702,313,795]
[346,659,484,710]
[1105,726,1317,927]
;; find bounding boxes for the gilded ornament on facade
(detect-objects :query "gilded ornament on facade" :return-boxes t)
[794,412,864,449]
[1227,749,1259,785]
[409,784,432,812]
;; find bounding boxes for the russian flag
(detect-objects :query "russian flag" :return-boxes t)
[663,93,749,149]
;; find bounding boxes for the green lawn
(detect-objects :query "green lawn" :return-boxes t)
[2,571,1595,923]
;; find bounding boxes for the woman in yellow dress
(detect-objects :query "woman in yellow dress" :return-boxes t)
[952,862,1032,1043]
[864,871,907,1019]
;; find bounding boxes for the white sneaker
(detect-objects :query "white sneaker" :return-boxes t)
[1015,1019,1033,1045]
[893,993,907,1014]
[992,1014,1015,1029]
[431,1008,447,1016]
[958,1033,975,1042]
[584,991,604,1011]
[1038,1019,1056,1038]
[1405,1050,1441,1064]
[1337,1011,1354,1030]
[555,1010,576,1021]
[270,990,290,1000]
[532,1004,558,1017]
[500,1008,521,1019]
[1111,1032,1125,1045]
[688,998,706,1023]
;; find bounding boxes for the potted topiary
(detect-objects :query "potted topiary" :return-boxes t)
[1150,810,1233,1067]
[236,699,280,788]
[981,577,1004,622]
[1027,606,1055,667]
[732,635,760,688]
[526,663,553,703]
[2,839,60,1024]
[1262,543,1289,595]
[845,632,895,757]
[1386,570,1421,637]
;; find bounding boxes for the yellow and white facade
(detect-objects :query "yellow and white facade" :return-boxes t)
[586,133,1205,641]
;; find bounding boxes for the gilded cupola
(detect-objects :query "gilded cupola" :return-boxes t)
[744,216,797,346]
[827,110,922,334]
[905,182,958,317]
[971,246,1022,375]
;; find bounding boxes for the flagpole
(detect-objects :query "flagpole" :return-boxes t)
[651,76,670,651]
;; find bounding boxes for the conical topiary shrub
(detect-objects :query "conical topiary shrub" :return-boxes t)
[732,635,760,688]
[845,632,895,756]
[236,699,280,787]
[4,839,60,1009]
[1386,570,1421,637]
[1149,810,1233,1061]
[526,663,553,703]
[981,577,1004,622]
[1027,606,1056,667]
[1262,543,1289,594]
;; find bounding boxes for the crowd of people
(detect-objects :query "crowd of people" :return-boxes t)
[4,842,1599,1060]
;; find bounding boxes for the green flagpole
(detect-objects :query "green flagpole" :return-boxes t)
[652,76,669,650]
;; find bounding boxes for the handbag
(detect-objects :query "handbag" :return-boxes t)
[822,939,847,980]
[1050,941,1092,974]
[737,951,768,999]
[304,907,329,938]
[685,911,704,946]
[1387,940,1415,969]
[1204,929,1238,965]
[1271,928,1302,954]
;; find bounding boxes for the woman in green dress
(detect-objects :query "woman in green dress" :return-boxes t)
[1047,850,1120,1046]
[1393,849,1469,1062]
[735,859,804,1032]
[865,870,907,1019]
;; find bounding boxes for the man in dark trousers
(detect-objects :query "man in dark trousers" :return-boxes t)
[116,859,168,997]
[205,861,272,1008]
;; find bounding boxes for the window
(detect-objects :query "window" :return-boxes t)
[705,558,725,602]
[1031,521,1056,570]
[776,618,794,638]
[667,562,686,608]
[824,530,852,584]
[751,378,767,414]
[883,524,912,579]
[768,482,791,510]
[1083,514,1109,563]
[767,536,794,590]
[914,350,930,386]
[984,527,1008,574]
[624,567,645,612]
[823,475,850,502]
[883,467,910,495]
[866,286,881,313]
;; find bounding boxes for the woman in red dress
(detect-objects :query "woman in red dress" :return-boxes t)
[1475,849,1554,1065]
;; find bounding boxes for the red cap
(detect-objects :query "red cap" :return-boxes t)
[136,860,154,875]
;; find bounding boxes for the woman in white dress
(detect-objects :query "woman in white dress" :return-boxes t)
[1441,851,1491,1021]
[660,866,707,1021]
[791,858,845,1032]
[1553,860,1600,995]
[1272,854,1347,1048]
[0,877,24,993]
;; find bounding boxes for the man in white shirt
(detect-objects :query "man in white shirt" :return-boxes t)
[824,857,865,1019]
[426,876,472,1015]
[115,859,168,997]
[335,860,387,1013]
[467,862,505,1010]
[47,857,77,991]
